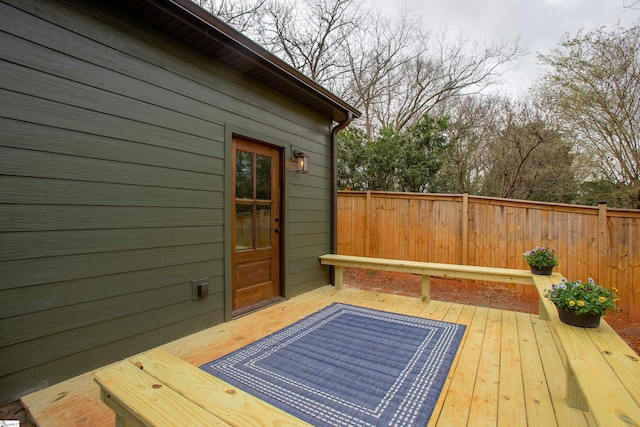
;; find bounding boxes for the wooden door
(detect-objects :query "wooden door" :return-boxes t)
[232,136,282,315]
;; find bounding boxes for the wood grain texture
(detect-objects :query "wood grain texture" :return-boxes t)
[95,361,231,426]
[517,312,565,427]
[125,349,311,426]
[21,285,638,426]
[337,191,640,317]
[531,275,640,426]
[529,312,589,426]
[319,254,534,284]
[497,310,526,427]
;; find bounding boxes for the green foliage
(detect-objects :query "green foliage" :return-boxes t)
[545,278,619,316]
[398,116,450,193]
[576,180,640,208]
[337,115,450,192]
[523,246,558,268]
[337,126,369,191]
[365,126,403,191]
[539,22,640,206]
[480,98,580,203]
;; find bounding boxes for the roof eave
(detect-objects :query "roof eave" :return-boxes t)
[126,0,361,122]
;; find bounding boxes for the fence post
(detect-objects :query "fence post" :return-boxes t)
[598,201,608,286]
[462,191,469,265]
[365,190,372,257]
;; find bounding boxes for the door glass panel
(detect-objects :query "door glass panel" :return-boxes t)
[256,155,271,200]
[236,151,253,199]
[235,203,253,250]
[256,204,271,248]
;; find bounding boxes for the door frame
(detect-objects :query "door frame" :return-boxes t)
[224,128,287,321]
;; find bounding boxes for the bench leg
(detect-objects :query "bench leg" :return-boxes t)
[567,361,587,411]
[334,266,343,289]
[422,275,431,303]
[115,414,127,427]
[539,297,549,320]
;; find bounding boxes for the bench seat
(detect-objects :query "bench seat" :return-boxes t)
[94,349,309,427]
[95,256,640,427]
[319,253,532,303]
[319,254,640,426]
[531,274,640,426]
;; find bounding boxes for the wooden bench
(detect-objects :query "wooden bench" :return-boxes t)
[94,348,309,427]
[531,274,640,427]
[319,254,532,303]
[320,254,640,426]
[95,256,640,427]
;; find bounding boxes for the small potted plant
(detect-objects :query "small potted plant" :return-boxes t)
[544,278,618,327]
[523,246,558,275]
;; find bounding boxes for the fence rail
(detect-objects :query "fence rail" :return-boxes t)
[337,191,640,319]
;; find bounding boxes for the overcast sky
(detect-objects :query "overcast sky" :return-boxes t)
[371,0,640,96]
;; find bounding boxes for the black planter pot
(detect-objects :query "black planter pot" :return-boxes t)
[529,265,554,275]
[556,307,601,328]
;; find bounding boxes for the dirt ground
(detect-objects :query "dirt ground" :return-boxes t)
[343,267,640,356]
[0,400,35,427]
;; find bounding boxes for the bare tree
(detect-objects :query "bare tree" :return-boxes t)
[343,10,525,137]
[539,23,640,194]
[193,0,524,139]
[436,95,502,194]
[381,33,526,132]
[482,97,577,202]
[343,9,423,137]
[256,0,365,91]
[193,0,267,33]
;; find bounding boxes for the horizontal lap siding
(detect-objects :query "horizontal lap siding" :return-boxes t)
[287,181,332,294]
[0,0,331,403]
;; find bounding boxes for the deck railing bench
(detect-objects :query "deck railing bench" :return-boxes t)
[319,254,640,426]
[94,348,309,427]
[93,256,640,426]
[318,254,532,303]
[531,274,640,427]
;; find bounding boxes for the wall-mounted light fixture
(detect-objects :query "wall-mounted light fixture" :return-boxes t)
[293,149,309,174]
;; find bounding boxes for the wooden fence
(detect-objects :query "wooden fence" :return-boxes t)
[337,191,640,319]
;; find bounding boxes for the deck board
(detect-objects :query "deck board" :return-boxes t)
[528,313,589,427]
[432,305,486,426]
[516,311,561,427]
[497,310,526,426]
[23,286,593,426]
[468,308,502,426]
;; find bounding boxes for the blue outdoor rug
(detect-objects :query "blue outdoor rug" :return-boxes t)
[200,303,466,427]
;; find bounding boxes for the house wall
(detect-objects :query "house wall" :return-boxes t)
[0,0,333,403]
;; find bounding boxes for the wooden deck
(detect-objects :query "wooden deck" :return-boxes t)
[23,285,592,426]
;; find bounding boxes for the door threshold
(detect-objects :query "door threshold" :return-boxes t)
[232,296,285,318]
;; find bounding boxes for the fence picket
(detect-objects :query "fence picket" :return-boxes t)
[337,191,640,319]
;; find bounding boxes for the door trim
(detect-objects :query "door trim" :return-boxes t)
[226,131,285,319]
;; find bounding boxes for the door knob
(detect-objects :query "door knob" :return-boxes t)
[274,227,281,233]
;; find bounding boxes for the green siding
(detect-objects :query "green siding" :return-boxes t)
[0,0,334,404]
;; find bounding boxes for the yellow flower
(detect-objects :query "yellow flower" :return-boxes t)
[568,300,576,307]
[599,296,606,303]
[612,287,618,293]
[577,301,585,307]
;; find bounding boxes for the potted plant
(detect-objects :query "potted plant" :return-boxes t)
[544,278,618,327]
[523,246,558,275]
